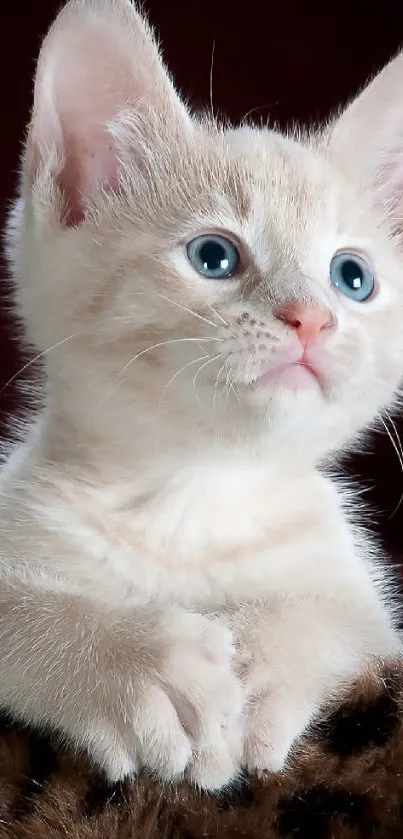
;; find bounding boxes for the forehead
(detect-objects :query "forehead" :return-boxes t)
[221,128,385,262]
[197,127,342,269]
[149,122,333,217]
[224,127,340,224]
[124,120,375,266]
[179,126,389,294]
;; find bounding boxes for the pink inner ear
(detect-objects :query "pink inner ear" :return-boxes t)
[27,11,159,225]
[329,51,403,223]
[43,30,135,225]
[28,36,130,225]
[28,2,191,227]
[56,124,119,226]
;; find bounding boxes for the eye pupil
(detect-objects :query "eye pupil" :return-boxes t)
[186,234,239,279]
[199,241,229,273]
[340,259,363,290]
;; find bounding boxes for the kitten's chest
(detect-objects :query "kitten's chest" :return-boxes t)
[62,470,350,608]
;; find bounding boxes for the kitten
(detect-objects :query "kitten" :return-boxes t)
[0,0,402,790]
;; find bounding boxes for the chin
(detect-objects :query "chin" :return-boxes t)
[216,380,331,455]
[242,377,325,417]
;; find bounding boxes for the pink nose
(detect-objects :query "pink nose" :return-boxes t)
[275,301,333,347]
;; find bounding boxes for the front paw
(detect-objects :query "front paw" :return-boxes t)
[218,593,399,776]
[152,610,245,787]
[87,609,244,788]
[241,686,314,773]
[156,610,245,791]
[186,682,314,787]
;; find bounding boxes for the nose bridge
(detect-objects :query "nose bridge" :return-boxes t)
[268,263,331,312]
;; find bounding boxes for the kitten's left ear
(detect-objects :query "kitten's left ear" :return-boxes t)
[26,0,192,224]
[328,52,403,215]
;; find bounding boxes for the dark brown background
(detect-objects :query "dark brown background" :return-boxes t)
[1,2,403,563]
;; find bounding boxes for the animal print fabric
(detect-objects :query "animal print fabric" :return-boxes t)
[0,662,401,838]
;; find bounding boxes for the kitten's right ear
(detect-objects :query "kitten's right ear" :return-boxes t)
[328,52,403,218]
[26,0,192,225]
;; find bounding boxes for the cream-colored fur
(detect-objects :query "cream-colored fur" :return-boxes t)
[1,0,403,789]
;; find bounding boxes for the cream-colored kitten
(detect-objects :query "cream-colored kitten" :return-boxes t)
[1,0,402,790]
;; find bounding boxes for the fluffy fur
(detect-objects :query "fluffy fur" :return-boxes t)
[1,0,403,790]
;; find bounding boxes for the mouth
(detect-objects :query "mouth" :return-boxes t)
[252,360,321,391]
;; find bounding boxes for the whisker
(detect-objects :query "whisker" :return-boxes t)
[253,275,270,302]
[151,293,219,329]
[371,375,403,403]
[384,411,403,518]
[240,271,262,304]
[219,353,231,403]
[209,38,216,118]
[159,354,210,407]
[386,413,403,450]
[224,364,232,403]
[377,412,403,519]
[206,303,229,327]
[240,100,281,124]
[0,331,83,396]
[119,337,220,377]
[192,354,220,411]
[212,356,230,415]
[223,356,241,405]
[127,290,220,329]
[229,379,242,406]
[216,350,242,407]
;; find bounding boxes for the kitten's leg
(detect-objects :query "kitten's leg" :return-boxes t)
[189,590,399,782]
[231,592,400,772]
[0,576,243,786]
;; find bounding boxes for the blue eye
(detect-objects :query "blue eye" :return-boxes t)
[330,252,375,302]
[186,234,239,279]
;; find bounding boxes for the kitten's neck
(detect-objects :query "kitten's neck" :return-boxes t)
[35,394,318,498]
[34,344,343,485]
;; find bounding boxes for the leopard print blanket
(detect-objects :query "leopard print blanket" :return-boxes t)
[0,662,402,839]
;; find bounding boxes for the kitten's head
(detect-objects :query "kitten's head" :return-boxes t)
[7,0,403,462]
